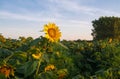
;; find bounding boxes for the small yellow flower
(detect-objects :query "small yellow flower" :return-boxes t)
[56,52,60,56]
[0,35,6,43]
[32,53,42,59]
[108,38,112,43]
[0,65,14,78]
[44,64,55,72]
[43,23,61,42]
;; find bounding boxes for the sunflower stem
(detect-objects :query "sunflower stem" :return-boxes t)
[35,59,41,77]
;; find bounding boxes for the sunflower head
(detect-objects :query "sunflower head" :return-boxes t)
[32,53,42,60]
[0,65,14,78]
[44,64,55,72]
[44,23,61,42]
[108,38,112,43]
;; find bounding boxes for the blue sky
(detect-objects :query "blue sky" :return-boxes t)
[0,0,120,40]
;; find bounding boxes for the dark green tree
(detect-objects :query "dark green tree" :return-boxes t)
[91,16,120,40]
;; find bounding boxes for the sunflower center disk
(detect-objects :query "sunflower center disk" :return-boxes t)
[48,28,56,38]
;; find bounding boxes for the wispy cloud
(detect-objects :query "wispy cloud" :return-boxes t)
[0,11,56,22]
[49,0,120,16]
[0,10,90,26]
[1,0,120,22]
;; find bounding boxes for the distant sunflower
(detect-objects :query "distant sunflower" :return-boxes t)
[108,38,112,43]
[44,64,55,72]
[32,53,42,60]
[44,23,61,42]
[0,65,14,78]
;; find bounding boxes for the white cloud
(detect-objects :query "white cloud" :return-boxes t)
[0,11,89,25]
[47,0,120,16]
[1,0,120,22]
[0,11,56,22]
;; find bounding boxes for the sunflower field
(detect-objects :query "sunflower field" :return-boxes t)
[0,23,120,79]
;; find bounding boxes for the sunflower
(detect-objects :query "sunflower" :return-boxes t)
[108,38,112,43]
[44,64,55,72]
[44,23,61,42]
[32,53,42,60]
[0,65,14,78]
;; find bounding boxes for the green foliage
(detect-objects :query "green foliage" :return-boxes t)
[62,39,120,79]
[0,73,6,79]
[0,35,120,79]
[16,61,38,78]
[92,16,120,40]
